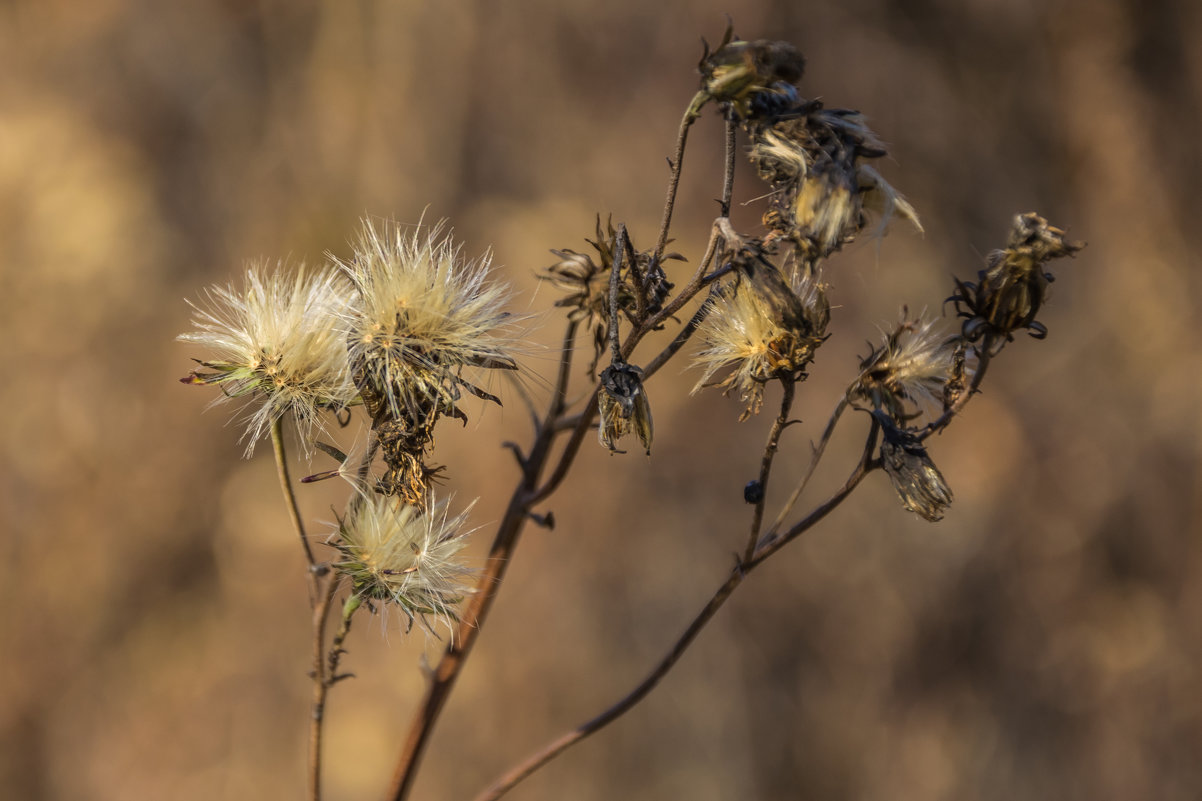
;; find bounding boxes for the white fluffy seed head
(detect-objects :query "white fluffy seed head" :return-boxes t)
[179,262,357,455]
[334,492,476,636]
[335,219,518,421]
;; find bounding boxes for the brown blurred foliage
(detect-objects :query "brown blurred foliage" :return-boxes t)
[2,1,1201,799]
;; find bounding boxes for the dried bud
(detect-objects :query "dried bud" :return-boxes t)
[949,213,1084,346]
[598,362,653,455]
[697,27,805,121]
[876,413,953,522]
[545,217,678,372]
[942,340,969,412]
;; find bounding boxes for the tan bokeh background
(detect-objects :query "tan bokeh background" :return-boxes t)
[3,1,1200,799]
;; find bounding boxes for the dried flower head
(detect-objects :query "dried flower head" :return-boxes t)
[949,213,1084,347]
[696,27,806,121]
[598,362,653,455]
[851,313,956,421]
[692,249,829,420]
[337,218,518,425]
[876,413,954,522]
[545,217,677,372]
[179,263,356,455]
[333,492,476,635]
[749,106,921,265]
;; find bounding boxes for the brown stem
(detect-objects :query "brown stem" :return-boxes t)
[652,105,699,266]
[608,226,628,363]
[386,320,591,800]
[308,568,337,801]
[918,338,995,441]
[766,396,849,541]
[548,320,580,421]
[644,219,725,333]
[744,377,795,564]
[527,394,599,507]
[753,416,881,564]
[272,416,316,570]
[720,117,737,217]
[642,295,714,380]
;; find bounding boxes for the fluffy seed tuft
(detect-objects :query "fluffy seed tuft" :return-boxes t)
[178,263,356,456]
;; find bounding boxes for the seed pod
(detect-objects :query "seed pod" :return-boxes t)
[598,362,653,455]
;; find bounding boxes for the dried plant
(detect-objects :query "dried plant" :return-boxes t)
[178,23,1084,801]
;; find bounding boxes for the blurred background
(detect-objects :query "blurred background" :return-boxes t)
[2,0,1200,799]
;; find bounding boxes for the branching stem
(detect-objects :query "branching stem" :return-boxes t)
[472,423,880,801]
[918,339,995,440]
[766,396,849,541]
[744,377,796,564]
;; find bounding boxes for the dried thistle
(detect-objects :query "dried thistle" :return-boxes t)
[337,218,518,424]
[696,27,806,121]
[949,212,1084,347]
[850,313,956,421]
[332,492,476,636]
[545,217,677,373]
[598,362,653,455]
[748,106,921,266]
[692,243,829,420]
[337,219,518,501]
[178,263,357,455]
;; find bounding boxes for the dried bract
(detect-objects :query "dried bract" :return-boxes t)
[876,414,954,522]
[178,263,356,455]
[598,362,653,455]
[949,213,1083,347]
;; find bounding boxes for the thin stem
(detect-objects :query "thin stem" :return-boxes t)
[386,375,597,799]
[473,432,879,801]
[744,378,795,564]
[548,320,580,421]
[642,294,715,380]
[766,396,849,540]
[328,593,361,682]
[652,105,699,266]
[645,219,725,332]
[918,339,994,441]
[473,570,744,801]
[608,226,628,364]
[308,568,337,801]
[752,416,881,565]
[527,394,599,507]
[272,416,316,569]
[720,117,737,217]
